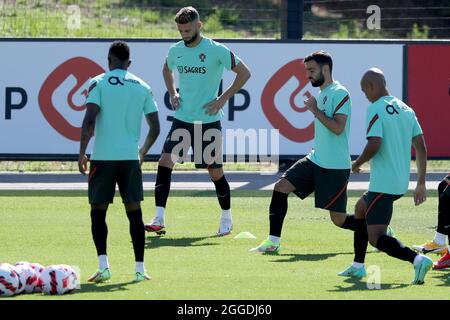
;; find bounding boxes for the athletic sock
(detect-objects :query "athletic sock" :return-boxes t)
[376,235,417,264]
[98,255,109,270]
[221,209,232,220]
[155,166,173,208]
[269,190,288,237]
[437,179,450,235]
[91,209,108,256]
[135,262,145,274]
[340,214,356,231]
[268,235,280,244]
[154,206,165,225]
[126,209,145,262]
[354,219,368,263]
[433,232,447,246]
[212,175,231,210]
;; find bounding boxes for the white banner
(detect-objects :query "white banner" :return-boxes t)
[0,40,403,158]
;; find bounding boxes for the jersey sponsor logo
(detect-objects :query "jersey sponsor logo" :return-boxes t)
[177,65,207,74]
[108,76,124,86]
[385,104,399,115]
[261,59,314,142]
[108,76,139,86]
[38,57,105,141]
[199,53,206,62]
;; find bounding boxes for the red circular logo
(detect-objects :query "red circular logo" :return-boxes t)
[261,59,314,143]
[38,57,104,141]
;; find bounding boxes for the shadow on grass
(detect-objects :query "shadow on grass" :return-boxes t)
[432,269,450,287]
[145,235,219,249]
[268,251,354,263]
[80,280,137,293]
[328,277,409,292]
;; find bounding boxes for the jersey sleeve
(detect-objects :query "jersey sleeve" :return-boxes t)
[166,46,176,71]
[143,87,158,115]
[366,105,382,138]
[217,43,241,71]
[332,89,351,116]
[412,114,423,137]
[86,78,101,107]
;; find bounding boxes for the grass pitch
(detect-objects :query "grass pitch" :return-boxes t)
[0,190,449,300]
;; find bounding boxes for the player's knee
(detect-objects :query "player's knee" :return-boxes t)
[330,212,346,227]
[355,200,366,219]
[368,234,379,248]
[125,202,141,212]
[91,203,108,211]
[274,179,292,194]
[159,153,176,168]
[209,168,224,181]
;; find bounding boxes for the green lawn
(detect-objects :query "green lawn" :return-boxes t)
[0,190,449,300]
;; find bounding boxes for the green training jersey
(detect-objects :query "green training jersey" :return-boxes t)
[366,96,423,195]
[307,81,352,169]
[86,69,158,160]
[166,36,241,123]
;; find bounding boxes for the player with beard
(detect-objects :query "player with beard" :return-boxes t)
[250,50,356,253]
[145,6,251,236]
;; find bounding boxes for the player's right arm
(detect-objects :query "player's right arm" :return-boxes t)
[412,134,427,205]
[352,105,382,173]
[79,103,100,175]
[162,60,180,110]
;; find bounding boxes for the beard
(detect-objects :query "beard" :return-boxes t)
[310,71,325,87]
[184,31,199,45]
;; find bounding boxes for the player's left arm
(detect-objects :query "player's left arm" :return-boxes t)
[204,56,251,115]
[139,111,160,166]
[412,134,427,205]
[79,103,100,175]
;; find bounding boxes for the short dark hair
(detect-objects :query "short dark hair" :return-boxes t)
[175,6,200,24]
[304,50,333,73]
[109,40,130,61]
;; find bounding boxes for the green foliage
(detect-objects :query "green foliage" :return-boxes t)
[142,9,160,24]
[214,7,240,26]
[408,23,430,39]
[330,20,385,39]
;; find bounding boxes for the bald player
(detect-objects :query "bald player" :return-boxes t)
[338,68,432,285]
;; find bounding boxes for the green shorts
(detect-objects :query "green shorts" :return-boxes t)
[88,160,143,205]
[363,191,403,225]
[162,118,223,169]
[282,157,350,213]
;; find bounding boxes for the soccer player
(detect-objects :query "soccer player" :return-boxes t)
[79,41,160,282]
[250,50,356,253]
[338,68,432,284]
[412,174,450,270]
[144,6,251,236]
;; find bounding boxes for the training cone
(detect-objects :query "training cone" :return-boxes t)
[233,232,257,239]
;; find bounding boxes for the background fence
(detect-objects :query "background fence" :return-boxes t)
[1,0,449,39]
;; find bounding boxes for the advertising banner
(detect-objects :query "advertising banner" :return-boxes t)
[408,44,450,158]
[0,40,404,159]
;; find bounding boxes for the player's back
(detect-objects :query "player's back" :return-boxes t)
[367,96,423,195]
[87,69,154,160]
